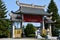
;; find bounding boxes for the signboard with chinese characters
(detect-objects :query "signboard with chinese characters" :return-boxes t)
[14,29,22,38]
[23,14,42,22]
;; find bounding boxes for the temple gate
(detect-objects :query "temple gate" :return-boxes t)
[9,0,53,38]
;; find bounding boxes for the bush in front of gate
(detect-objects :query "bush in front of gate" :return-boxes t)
[25,24,36,37]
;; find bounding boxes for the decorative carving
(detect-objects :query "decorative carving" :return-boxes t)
[16,0,20,6]
[16,0,45,9]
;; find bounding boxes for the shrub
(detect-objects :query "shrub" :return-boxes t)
[25,24,36,37]
[28,34,35,37]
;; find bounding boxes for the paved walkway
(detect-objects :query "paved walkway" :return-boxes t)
[20,38,37,40]
[0,38,37,40]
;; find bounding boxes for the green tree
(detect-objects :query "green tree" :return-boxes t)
[47,0,59,36]
[54,15,60,28]
[0,0,7,18]
[0,0,11,37]
[47,0,59,21]
[25,24,36,37]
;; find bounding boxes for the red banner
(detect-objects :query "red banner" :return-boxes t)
[23,14,42,22]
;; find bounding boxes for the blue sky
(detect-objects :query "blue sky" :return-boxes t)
[3,0,60,27]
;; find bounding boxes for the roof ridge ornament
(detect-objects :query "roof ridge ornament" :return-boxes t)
[50,12,53,15]
[16,0,45,9]
[31,4,35,8]
[16,0,20,6]
[16,0,19,1]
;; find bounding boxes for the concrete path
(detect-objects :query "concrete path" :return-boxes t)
[0,38,37,40]
[20,38,37,40]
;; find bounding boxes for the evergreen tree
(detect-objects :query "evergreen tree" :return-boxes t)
[47,0,59,21]
[47,0,59,36]
[25,24,36,37]
[0,0,7,18]
[0,0,10,37]
[54,15,60,29]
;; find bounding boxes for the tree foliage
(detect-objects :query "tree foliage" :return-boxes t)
[25,24,36,37]
[55,15,60,29]
[47,0,59,21]
[47,0,59,36]
[0,0,11,37]
[0,0,7,18]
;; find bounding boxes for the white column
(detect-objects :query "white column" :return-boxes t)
[49,24,52,36]
[42,16,45,29]
[12,23,15,38]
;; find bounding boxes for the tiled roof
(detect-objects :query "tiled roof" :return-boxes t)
[15,6,51,16]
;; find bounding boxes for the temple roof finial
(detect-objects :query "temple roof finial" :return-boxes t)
[16,0,45,9]
[16,0,19,1]
[16,0,20,6]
